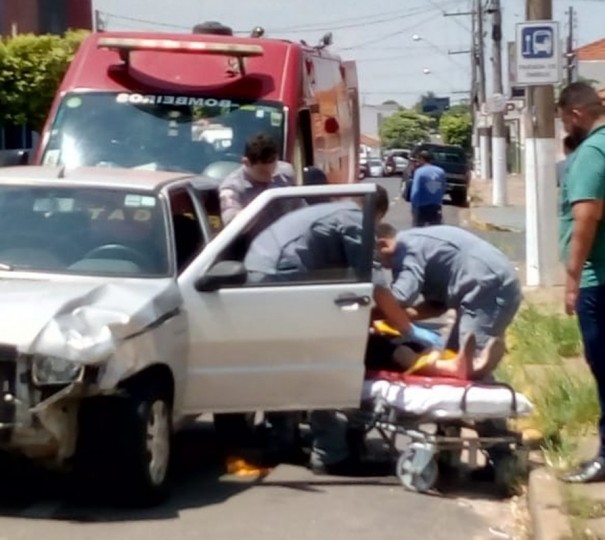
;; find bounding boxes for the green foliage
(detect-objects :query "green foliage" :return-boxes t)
[0,30,88,130]
[438,111,472,150]
[379,109,432,149]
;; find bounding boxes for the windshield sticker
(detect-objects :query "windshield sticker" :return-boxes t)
[270,112,283,127]
[255,109,265,119]
[42,150,60,166]
[87,207,152,222]
[66,96,82,108]
[124,194,156,208]
[116,93,236,108]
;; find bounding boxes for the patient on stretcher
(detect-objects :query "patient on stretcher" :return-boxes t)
[366,321,505,381]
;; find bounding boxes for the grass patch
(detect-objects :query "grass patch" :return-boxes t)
[508,304,583,364]
[498,304,598,466]
[561,487,605,540]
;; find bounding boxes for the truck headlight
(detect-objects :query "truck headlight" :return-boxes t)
[32,356,83,385]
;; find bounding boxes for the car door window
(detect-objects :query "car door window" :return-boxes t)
[214,192,375,286]
[168,187,205,272]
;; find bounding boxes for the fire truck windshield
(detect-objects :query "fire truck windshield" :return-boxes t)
[40,92,286,175]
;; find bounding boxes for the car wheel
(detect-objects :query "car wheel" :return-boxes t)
[451,187,468,207]
[75,384,173,507]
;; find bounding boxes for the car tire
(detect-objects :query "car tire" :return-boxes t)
[75,383,173,507]
[451,187,468,207]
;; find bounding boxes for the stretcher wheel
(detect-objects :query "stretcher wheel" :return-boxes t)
[396,444,438,493]
[493,451,528,497]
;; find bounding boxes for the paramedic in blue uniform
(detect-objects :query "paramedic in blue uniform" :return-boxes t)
[217,132,300,458]
[376,222,522,479]
[244,168,444,475]
[409,150,446,227]
[219,132,299,235]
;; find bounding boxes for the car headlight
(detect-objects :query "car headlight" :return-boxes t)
[32,356,84,385]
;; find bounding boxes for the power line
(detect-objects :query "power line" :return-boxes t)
[100,4,450,36]
[267,3,457,33]
[341,13,437,50]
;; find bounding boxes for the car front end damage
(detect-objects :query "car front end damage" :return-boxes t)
[0,280,182,468]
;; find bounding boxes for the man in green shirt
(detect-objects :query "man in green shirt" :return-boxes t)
[558,82,605,483]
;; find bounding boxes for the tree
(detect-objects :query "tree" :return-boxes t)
[379,109,433,149]
[381,99,401,107]
[0,30,89,131]
[439,111,472,150]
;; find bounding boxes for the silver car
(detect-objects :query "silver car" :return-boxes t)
[0,166,377,505]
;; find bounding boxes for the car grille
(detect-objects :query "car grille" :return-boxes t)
[0,345,17,438]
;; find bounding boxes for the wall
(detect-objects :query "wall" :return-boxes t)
[578,60,605,88]
[0,0,92,35]
[360,104,398,140]
[1,0,39,35]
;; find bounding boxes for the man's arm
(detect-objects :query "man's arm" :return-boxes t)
[410,169,421,206]
[406,301,448,321]
[565,145,605,314]
[373,286,412,333]
[219,187,243,225]
[391,252,425,306]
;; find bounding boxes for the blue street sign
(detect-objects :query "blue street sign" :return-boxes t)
[521,25,554,59]
[515,20,560,86]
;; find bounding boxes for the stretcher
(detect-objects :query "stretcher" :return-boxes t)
[354,321,533,496]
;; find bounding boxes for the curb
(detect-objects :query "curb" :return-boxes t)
[528,467,573,540]
[468,208,522,233]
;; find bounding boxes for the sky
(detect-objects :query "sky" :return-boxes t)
[91,0,605,107]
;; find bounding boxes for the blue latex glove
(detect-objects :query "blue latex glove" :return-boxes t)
[406,324,445,350]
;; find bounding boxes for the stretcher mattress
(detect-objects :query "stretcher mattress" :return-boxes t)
[362,379,534,420]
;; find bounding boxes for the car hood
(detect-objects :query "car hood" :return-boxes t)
[0,278,181,364]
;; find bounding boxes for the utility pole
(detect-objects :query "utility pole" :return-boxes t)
[94,10,105,32]
[471,4,479,175]
[476,0,490,181]
[565,6,575,85]
[490,0,507,206]
[524,0,560,286]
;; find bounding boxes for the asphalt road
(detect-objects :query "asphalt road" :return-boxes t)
[0,421,514,540]
[365,175,526,270]
[0,179,524,539]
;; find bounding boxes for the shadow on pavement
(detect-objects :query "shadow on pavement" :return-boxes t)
[0,422,258,523]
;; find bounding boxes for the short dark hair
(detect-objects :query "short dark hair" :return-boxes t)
[244,133,279,164]
[418,150,433,163]
[374,184,389,216]
[563,135,579,153]
[558,82,604,115]
[376,222,397,239]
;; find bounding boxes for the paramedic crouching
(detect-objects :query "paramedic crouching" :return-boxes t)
[244,170,443,474]
[376,223,523,479]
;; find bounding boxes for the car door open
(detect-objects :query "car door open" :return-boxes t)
[177,184,378,415]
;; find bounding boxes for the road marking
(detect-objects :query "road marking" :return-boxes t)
[19,500,63,519]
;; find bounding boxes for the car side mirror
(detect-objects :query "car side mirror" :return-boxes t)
[194,260,248,292]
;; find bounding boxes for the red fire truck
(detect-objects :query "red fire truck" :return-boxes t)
[33,24,361,184]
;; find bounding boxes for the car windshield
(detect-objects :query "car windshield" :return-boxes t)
[0,185,170,277]
[422,146,466,163]
[40,92,286,175]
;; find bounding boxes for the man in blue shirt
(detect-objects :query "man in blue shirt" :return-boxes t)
[410,150,446,227]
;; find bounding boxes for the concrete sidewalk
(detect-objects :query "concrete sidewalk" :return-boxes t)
[469,174,526,232]
[529,435,605,540]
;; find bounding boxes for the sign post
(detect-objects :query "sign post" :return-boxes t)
[515,17,562,286]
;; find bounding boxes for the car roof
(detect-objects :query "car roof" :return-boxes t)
[0,166,219,192]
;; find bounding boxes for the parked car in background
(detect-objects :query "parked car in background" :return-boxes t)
[359,159,368,179]
[383,149,410,177]
[401,143,470,207]
[367,158,384,177]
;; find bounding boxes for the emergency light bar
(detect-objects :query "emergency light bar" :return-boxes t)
[97,37,264,75]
